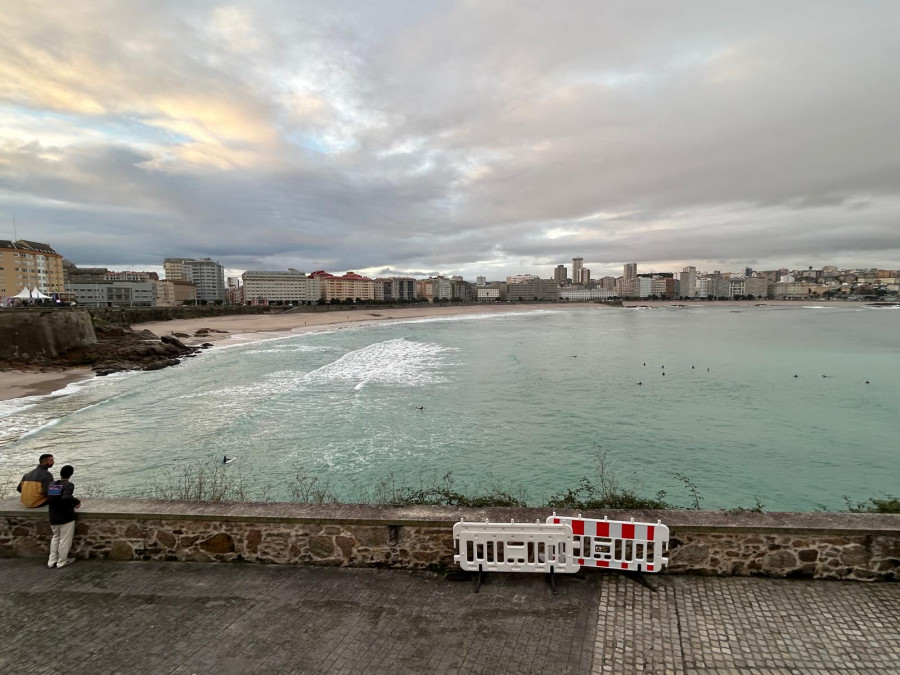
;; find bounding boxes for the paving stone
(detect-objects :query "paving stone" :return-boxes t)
[1,560,898,673]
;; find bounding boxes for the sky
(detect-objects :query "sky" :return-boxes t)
[2,1,899,281]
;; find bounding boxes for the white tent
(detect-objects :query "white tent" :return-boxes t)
[31,287,52,300]
[13,287,32,299]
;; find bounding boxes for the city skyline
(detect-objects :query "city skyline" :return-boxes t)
[2,2,899,279]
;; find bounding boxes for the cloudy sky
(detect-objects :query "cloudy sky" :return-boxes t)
[2,1,898,280]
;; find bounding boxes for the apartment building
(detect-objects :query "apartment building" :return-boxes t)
[309,271,375,302]
[182,258,225,303]
[506,278,559,301]
[0,240,65,301]
[242,269,320,304]
[68,280,156,306]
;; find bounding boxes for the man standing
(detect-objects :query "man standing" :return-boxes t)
[17,454,54,507]
[47,465,81,569]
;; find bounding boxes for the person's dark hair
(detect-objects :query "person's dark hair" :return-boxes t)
[60,465,74,479]
[39,454,53,463]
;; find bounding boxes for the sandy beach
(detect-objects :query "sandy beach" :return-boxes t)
[0,299,839,402]
[135,302,577,345]
[0,367,94,403]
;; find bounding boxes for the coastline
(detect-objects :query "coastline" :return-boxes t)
[0,367,94,403]
[0,299,841,402]
[134,302,583,346]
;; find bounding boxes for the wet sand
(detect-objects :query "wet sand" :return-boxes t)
[134,302,578,345]
[0,367,93,403]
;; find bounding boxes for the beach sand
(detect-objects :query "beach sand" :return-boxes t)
[134,302,578,346]
[0,367,93,403]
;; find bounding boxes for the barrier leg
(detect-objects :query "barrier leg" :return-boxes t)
[548,565,557,595]
[623,570,657,592]
[474,564,484,594]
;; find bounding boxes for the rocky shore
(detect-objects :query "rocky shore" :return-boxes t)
[0,319,213,378]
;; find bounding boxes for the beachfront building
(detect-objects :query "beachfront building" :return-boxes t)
[553,265,567,285]
[242,269,319,305]
[507,278,559,301]
[571,258,583,285]
[374,277,416,301]
[309,270,375,302]
[153,279,197,306]
[432,277,452,301]
[0,240,65,302]
[477,287,500,302]
[163,258,192,281]
[182,258,225,303]
[68,280,156,306]
[415,279,433,302]
[680,267,697,298]
[559,287,616,301]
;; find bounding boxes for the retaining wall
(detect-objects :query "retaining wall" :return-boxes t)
[1,499,898,580]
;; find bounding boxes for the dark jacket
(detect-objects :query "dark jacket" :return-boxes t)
[17,465,54,507]
[47,480,80,526]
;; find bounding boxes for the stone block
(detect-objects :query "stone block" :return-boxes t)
[108,541,134,561]
[199,533,235,554]
[670,543,709,566]
[840,544,869,567]
[764,550,798,570]
[308,536,334,559]
[156,530,176,548]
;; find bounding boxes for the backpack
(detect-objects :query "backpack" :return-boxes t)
[47,481,64,498]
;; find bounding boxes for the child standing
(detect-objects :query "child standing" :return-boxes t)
[47,465,81,568]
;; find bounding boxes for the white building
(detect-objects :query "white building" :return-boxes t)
[559,288,616,301]
[679,266,697,298]
[242,269,320,304]
[69,281,156,307]
[477,288,500,301]
[182,259,225,303]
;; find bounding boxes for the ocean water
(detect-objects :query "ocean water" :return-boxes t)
[1,304,898,511]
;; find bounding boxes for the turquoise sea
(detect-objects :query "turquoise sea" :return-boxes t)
[1,304,898,511]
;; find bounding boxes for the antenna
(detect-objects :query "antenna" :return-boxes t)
[12,214,17,241]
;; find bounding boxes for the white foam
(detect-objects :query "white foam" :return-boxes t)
[303,338,455,388]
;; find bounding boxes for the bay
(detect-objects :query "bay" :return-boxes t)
[1,304,897,511]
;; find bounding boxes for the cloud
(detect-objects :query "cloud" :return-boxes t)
[0,0,898,279]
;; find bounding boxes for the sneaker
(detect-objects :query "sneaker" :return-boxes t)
[56,558,76,568]
[47,562,57,568]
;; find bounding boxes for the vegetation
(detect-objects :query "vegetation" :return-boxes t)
[2,455,895,513]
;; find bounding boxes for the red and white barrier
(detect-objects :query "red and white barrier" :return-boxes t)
[546,515,669,572]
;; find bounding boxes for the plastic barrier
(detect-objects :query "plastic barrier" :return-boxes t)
[546,515,669,572]
[453,520,580,574]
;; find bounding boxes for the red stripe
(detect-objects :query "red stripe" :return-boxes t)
[621,562,629,569]
[647,564,654,572]
[578,558,584,565]
[597,560,609,568]
[647,525,654,541]
[572,519,584,536]
[553,518,560,524]
[595,521,609,537]
[621,523,635,540]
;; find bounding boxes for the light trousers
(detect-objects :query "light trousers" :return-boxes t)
[48,520,75,567]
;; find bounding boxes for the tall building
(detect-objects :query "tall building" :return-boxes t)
[554,265,567,284]
[623,263,637,280]
[581,268,590,285]
[163,258,192,281]
[622,263,637,297]
[309,270,374,302]
[476,276,486,286]
[0,240,65,301]
[572,258,583,285]
[679,266,697,298]
[182,258,225,302]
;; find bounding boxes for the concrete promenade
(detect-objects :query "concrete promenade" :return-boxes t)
[0,559,897,674]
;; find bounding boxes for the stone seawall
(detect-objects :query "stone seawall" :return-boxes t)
[0,309,97,361]
[1,499,898,580]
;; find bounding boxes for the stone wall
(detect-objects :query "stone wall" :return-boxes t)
[0,309,97,361]
[1,499,898,580]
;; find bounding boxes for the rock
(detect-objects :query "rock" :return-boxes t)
[160,335,188,349]
[108,541,134,561]
[172,332,190,338]
[199,533,235,554]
